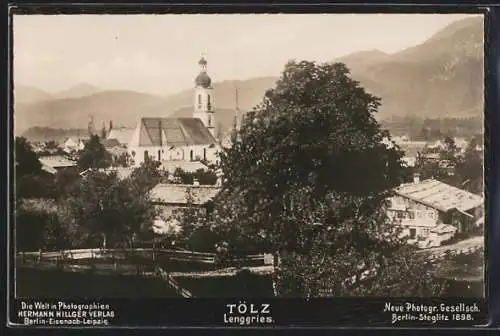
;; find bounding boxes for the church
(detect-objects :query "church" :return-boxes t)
[127,57,221,166]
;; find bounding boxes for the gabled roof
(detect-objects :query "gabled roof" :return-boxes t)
[101,138,122,148]
[80,167,134,180]
[150,184,220,205]
[395,179,483,213]
[107,128,135,145]
[39,155,77,169]
[134,117,217,147]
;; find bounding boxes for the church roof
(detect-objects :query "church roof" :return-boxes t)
[135,117,217,147]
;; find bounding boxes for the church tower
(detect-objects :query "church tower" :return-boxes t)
[193,57,216,138]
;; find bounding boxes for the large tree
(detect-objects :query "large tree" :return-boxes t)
[14,137,54,199]
[455,137,484,195]
[212,60,445,297]
[64,170,158,248]
[77,135,111,171]
[15,137,42,176]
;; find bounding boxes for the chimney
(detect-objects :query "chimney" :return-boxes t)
[193,178,200,186]
[413,173,420,184]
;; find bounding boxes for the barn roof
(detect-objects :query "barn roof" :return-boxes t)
[395,179,483,213]
[150,184,220,205]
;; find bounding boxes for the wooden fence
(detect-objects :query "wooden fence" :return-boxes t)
[16,248,271,266]
[425,245,483,263]
[157,268,193,298]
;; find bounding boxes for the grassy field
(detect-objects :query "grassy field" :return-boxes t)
[15,264,482,298]
[16,267,182,298]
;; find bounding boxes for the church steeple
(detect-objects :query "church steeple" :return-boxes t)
[193,56,216,138]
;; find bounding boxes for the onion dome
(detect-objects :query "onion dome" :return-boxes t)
[195,71,212,88]
[195,57,211,88]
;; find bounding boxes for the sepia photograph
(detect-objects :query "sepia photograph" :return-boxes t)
[12,13,485,303]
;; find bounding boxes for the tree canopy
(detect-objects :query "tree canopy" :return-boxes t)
[63,169,158,249]
[209,60,444,296]
[14,137,55,199]
[77,135,111,171]
[15,137,42,176]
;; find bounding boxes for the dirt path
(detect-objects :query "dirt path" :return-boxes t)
[169,265,274,278]
[419,236,483,256]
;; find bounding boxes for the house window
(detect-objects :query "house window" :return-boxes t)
[408,212,415,220]
[158,150,161,161]
[409,228,417,239]
[203,148,207,161]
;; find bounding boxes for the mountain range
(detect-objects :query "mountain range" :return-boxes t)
[15,16,484,140]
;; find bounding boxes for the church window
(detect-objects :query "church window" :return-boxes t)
[158,150,161,161]
[144,150,149,162]
[208,115,212,127]
[190,150,194,161]
[198,94,202,105]
[203,148,207,161]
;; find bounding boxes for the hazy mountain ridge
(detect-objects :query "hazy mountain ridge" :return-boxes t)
[339,16,484,119]
[14,90,167,135]
[21,127,89,143]
[53,83,103,100]
[14,86,53,105]
[14,17,484,137]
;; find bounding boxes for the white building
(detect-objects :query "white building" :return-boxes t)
[62,137,86,154]
[106,127,135,147]
[127,57,221,166]
[387,174,484,248]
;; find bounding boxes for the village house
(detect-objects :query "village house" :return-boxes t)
[61,137,87,154]
[80,167,135,180]
[127,57,222,166]
[39,155,78,175]
[396,141,428,168]
[100,138,128,162]
[159,160,209,174]
[149,183,221,234]
[106,127,135,147]
[387,174,484,248]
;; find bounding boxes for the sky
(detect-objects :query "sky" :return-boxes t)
[13,13,478,96]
